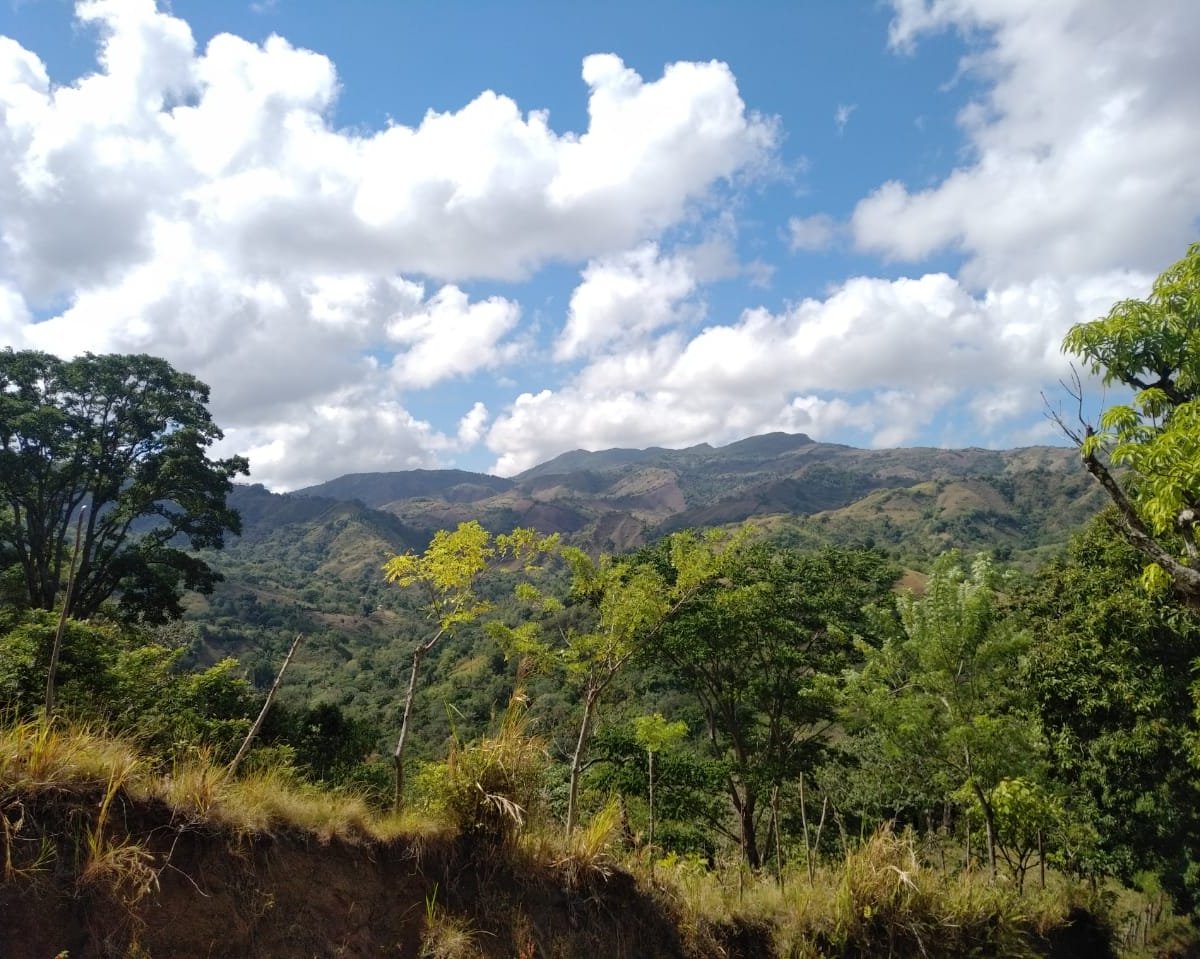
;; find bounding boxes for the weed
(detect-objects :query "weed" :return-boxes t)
[550,794,621,888]
[420,884,482,959]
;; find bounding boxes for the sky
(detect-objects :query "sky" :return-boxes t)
[1,0,1198,490]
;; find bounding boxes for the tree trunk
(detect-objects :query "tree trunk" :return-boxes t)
[971,781,998,878]
[735,788,761,870]
[228,633,303,777]
[800,773,814,885]
[566,686,598,834]
[45,507,86,716]
[393,643,429,811]
[771,784,784,889]
[647,748,656,880]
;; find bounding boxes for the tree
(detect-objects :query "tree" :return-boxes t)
[383,521,551,810]
[0,610,257,758]
[632,712,688,876]
[491,529,737,834]
[1060,241,1200,603]
[1021,510,1200,911]
[0,349,248,622]
[649,543,897,868]
[844,552,1039,876]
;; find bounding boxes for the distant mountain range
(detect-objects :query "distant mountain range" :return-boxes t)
[227,431,1105,562]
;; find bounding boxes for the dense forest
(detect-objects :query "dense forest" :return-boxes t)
[3,244,1200,957]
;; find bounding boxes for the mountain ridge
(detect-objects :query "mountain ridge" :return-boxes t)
[233,430,1102,560]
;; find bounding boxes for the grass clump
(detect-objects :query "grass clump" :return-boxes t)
[413,691,546,849]
[0,715,142,796]
[419,885,484,959]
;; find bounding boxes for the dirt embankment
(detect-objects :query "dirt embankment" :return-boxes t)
[0,792,767,959]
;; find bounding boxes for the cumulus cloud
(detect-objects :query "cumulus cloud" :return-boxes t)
[556,244,699,361]
[485,268,1146,475]
[387,287,520,389]
[0,1,774,489]
[220,390,453,492]
[854,0,1200,285]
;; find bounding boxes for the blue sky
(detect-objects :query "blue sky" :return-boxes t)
[1,0,1197,488]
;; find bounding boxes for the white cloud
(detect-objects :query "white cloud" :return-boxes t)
[387,287,520,389]
[456,402,490,448]
[0,2,774,489]
[556,244,698,361]
[787,214,839,252]
[221,390,452,492]
[485,268,1147,475]
[855,0,1200,285]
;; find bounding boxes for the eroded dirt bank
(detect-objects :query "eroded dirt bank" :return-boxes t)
[0,792,768,959]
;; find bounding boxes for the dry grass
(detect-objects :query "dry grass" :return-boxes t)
[0,715,450,848]
[0,715,143,795]
[653,826,1098,959]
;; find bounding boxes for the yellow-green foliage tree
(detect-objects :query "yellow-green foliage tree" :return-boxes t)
[491,529,740,834]
[1061,241,1200,602]
[383,521,553,810]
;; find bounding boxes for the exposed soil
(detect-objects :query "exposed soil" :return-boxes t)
[0,790,758,959]
[0,788,1125,959]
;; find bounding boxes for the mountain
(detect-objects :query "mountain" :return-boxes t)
[293,469,514,508]
[267,432,1101,559]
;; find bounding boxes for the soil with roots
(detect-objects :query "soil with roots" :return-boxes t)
[0,789,771,959]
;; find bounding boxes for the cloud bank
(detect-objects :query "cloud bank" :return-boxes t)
[1,0,1196,486]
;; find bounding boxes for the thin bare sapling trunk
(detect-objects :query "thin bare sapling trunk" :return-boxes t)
[566,685,599,834]
[45,506,87,716]
[648,746,656,880]
[227,632,304,776]
[393,627,445,811]
[800,772,814,885]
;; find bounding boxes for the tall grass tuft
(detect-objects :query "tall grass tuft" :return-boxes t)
[419,885,483,959]
[414,689,546,848]
[0,715,142,795]
[78,766,159,906]
[548,794,622,888]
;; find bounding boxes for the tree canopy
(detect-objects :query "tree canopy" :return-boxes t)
[1062,241,1200,601]
[844,552,1038,875]
[647,542,898,867]
[1021,510,1200,908]
[0,349,248,622]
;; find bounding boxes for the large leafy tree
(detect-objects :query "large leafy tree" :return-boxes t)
[1060,241,1200,602]
[0,350,248,622]
[1021,510,1200,912]
[647,542,897,868]
[844,552,1039,876]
